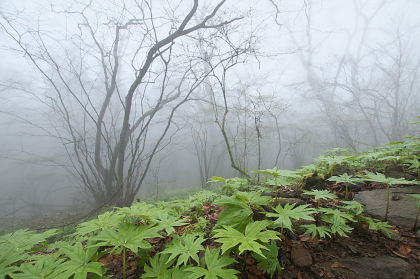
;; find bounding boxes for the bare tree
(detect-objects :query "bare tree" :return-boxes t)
[276,0,420,150]
[0,0,244,207]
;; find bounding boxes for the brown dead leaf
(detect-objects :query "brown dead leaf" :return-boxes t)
[331,262,347,269]
[398,243,412,256]
[299,234,320,244]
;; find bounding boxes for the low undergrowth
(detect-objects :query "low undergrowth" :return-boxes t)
[1,137,419,279]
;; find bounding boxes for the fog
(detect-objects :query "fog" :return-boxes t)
[0,0,419,226]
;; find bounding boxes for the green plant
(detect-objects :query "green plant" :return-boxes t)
[318,208,355,237]
[360,216,395,238]
[185,248,238,279]
[117,202,161,224]
[304,190,337,201]
[208,177,250,195]
[187,191,220,208]
[12,255,65,279]
[215,192,271,230]
[152,213,188,235]
[0,245,23,279]
[327,173,361,200]
[161,234,205,267]
[0,229,58,279]
[339,201,364,216]
[59,243,105,279]
[142,253,188,279]
[314,155,351,175]
[407,194,420,231]
[265,203,316,233]
[93,223,161,279]
[213,221,279,258]
[360,171,417,220]
[404,157,420,179]
[75,212,122,236]
[0,229,57,252]
[252,241,283,277]
[254,168,301,198]
[300,224,332,239]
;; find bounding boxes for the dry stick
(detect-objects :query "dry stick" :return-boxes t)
[123,247,127,279]
[385,183,391,221]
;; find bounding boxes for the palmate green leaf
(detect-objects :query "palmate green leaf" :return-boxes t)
[300,224,332,239]
[75,212,122,236]
[188,191,220,206]
[0,265,18,279]
[315,155,349,167]
[266,176,295,187]
[318,208,354,237]
[405,158,420,170]
[58,243,105,279]
[214,194,256,230]
[0,245,23,279]
[142,253,174,279]
[93,223,161,254]
[234,191,272,206]
[0,229,57,253]
[266,203,316,231]
[252,241,283,277]
[327,173,361,184]
[118,202,162,223]
[0,230,58,279]
[360,171,418,185]
[185,248,238,279]
[254,168,281,177]
[340,201,364,216]
[361,216,395,238]
[304,190,337,201]
[161,234,205,267]
[213,221,279,258]
[153,213,188,235]
[220,178,251,194]
[12,255,65,279]
[255,168,301,186]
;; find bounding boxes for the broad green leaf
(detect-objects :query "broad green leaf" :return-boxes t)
[93,223,161,254]
[161,234,205,267]
[304,190,337,201]
[58,243,104,279]
[185,248,238,279]
[12,255,65,279]
[213,221,279,258]
[266,203,316,231]
[75,212,122,236]
[252,241,283,277]
[300,224,332,239]
[142,253,174,279]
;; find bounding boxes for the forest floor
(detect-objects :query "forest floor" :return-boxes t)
[75,182,420,279]
[2,139,420,279]
[1,183,420,279]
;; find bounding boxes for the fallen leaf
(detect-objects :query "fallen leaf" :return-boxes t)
[398,243,412,256]
[331,262,347,268]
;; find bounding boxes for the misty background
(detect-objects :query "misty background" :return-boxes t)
[0,0,419,224]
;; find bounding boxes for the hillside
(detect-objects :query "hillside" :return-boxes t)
[1,137,419,279]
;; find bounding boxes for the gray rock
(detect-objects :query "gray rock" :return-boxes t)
[354,186,420,227]
[386,170,417,180]
[327,256,415,279]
